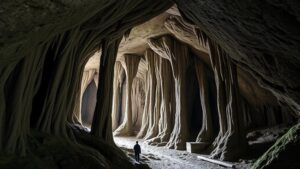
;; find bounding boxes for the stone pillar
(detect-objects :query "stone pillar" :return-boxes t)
[73,69,97,124]
[111,62,125,131]
[142,50,159,140]
[91,38,122,142]
[194,57,214,145]
[145,57,174,146]
[148,35,190,150]
[114,54,141,136]
[208,40,247,161]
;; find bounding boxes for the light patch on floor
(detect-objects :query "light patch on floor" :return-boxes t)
[114,137,251,169]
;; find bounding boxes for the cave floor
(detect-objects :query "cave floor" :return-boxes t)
[114,137,252,169]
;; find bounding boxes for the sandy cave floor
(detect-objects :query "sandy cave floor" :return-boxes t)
[114,137,253,169]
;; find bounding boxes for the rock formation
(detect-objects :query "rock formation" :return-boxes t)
[140,49,159,140]
[111,61,125,131]
[114,54,141,136]
[148,35,190,150]
[1,0,300,168]
[207,40,247,160]
[0,0,172,168]
[147,57,174,146]
[194,57,214,145]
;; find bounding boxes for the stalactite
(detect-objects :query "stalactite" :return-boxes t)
[111,62,125,131]
[194,57,214,145]
[114,54,141,136]
[148,35,190,150]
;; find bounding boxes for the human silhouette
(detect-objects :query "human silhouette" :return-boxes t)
[134,141,141,162]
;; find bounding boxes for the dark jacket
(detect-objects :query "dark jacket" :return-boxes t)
[134,144,141,154]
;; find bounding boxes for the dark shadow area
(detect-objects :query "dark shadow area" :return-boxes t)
[187,65,202,141]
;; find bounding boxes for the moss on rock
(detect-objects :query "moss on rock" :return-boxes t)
[251,122,300,169]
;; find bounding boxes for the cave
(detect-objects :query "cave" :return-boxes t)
[0,1,300,169]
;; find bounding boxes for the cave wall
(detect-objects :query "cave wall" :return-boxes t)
[1,0,300,168]
[123,12,298,162]
[0,0,173,168]
[175,0,300,115]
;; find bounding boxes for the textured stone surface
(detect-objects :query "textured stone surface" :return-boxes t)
[252,122,300,169]
[0,0,172,167]
[1,0,300,168]
[175,0,300,115]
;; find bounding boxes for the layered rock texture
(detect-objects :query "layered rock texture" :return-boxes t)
[0,0,172,168]
[0,0,300,169]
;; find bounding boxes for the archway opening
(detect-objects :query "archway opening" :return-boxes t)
[81,79,97,128]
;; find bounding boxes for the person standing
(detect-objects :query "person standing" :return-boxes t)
[134,141,141,162]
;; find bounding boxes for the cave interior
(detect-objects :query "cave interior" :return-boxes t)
[0,1,300,169]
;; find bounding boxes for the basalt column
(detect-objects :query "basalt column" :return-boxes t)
[194,57,214,146]
[148,35,190,150]
[114,54,141,136]
[111,62,125,131]
[208,40,247,161]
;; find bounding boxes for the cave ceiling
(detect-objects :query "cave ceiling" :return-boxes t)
[84,6,277,107]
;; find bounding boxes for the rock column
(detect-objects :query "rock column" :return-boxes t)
[147,57,174,146]
[143,50,159,140]
[148,35,190,150]
[111,62,125,131]
[208,40,247,161]
[114,54,141,136]
[194,57,214,144]
[91,38,122,142]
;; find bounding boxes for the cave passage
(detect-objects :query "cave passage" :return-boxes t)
[1,1,300,169]
[106,6,298,168]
